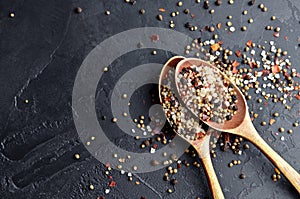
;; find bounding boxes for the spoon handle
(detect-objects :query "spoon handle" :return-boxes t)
[201,155,225,199]
[193,138,225,199]
[238,117,300,194]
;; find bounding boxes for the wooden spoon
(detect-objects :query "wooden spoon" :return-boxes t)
[159,56,225,199]
[175,57,300,194]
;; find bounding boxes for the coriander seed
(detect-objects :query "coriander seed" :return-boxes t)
[227,21,232,26]
[74,153,80,159]
[89,184,94,190]
[244,144,250,149]
[262,7,267,12]
[259,3,264,9]
[140,9,145,14]
[75,7,83,14]
[275,27,280,32]
[228,0,234,4]
[184,9,190,14]
[112,117,118,123]
[177,1,183,6]
[157,15,163,21]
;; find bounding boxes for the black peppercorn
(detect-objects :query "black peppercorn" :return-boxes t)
[171,179,178,185]
[240,173,246,179]
[204,1,210,9]
[226,115,232,120]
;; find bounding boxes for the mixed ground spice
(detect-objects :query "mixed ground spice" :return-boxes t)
[176,63,239,124]
[160,68,208,141]
[47,0,300,197]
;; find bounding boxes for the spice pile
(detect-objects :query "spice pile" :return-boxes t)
[160,68,207,140]
[177,64,238,123]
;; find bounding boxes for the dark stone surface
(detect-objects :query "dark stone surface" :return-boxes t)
[0,0,300,198]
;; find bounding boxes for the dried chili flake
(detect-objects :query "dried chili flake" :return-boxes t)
[235,50,242,57]
[269,118,276,125]
[232,60,240,67]
[196,132,205,139]
[232,61,240,74]
[149,34,159,42]
[159,8,166,12]
[243,74,251,80]
[271,65,280,73]
[217,23,222,29]
[222,133,231,150]
[249,61,258,68]
[273,32,280,38]
[109,181,116,187]
[232,66,238,74]
[177,163,181,169]
[261,70,270,76]
[210,43,220,51]
[246,40,252,47]
[296,95,300,100]
[191,13,195,18]
[284,72,290,79]
[105,163,111,168]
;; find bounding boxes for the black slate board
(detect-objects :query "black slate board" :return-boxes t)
[0,0,300,198]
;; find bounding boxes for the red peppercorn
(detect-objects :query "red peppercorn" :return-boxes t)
[109,181,116,187]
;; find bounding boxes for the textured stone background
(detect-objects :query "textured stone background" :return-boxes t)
[0,0,300,198]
